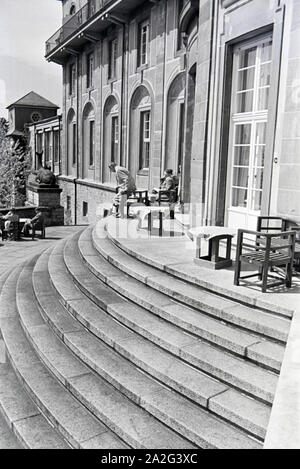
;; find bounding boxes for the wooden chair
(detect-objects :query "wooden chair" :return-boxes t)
[31,219,46,240]
[3,221,21,241]
[126,190,149,217]
[257,216,300,271]
[234,229,296,293]
[156,187,178,220]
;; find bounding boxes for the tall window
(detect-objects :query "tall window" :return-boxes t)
[53,129,60,163]
[138,20,150,67]
[108,38,118,80]
[44,132,51,164]
[87,53,94,88]
[89,120,95,166]
[36,133,43,153]
[140,110,151,170]
[111,116,119,163]
[69,63,76,95]
[229,36,272,213]
[72,123,76,165]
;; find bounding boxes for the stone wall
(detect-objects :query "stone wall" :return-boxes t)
[274,0,300,223]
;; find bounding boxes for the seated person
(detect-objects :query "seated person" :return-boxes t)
[1,209,19,231]
[23,208,44,237]
[149,169,178,204]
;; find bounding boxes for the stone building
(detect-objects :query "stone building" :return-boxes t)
[44,0,300,228]
[6,91,59,145]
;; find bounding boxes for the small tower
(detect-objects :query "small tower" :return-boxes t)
[6,91,59,146]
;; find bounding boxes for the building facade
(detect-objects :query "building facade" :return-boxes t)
[45,0,300,228]
[27,114,62,174]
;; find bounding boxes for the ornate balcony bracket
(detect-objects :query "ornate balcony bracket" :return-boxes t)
[63,47,80,56]
[79,32,102,43]
[103,12,127,26]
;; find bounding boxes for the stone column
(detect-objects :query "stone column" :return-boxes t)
[149,0,167,190]
[189,0,215,225]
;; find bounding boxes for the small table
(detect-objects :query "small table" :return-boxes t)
[194,226,236,270]
[137,206,171,236]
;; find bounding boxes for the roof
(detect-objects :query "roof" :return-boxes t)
[6,129,26,137]
[7,91,59,110]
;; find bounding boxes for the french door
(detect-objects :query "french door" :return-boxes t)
[226,35,273,230]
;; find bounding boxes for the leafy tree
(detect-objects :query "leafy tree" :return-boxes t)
[0,118,31,207]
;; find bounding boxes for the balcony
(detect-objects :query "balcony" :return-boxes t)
[45,0,146,63]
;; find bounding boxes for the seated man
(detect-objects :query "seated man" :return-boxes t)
[0,209,20,240]
[2,209,19,231]
[108,162,136,218]
[149,169,177,204]
[23,208,44,237]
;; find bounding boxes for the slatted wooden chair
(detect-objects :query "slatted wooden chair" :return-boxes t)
[126,190,149,217]
[234,228,296,293]
[257,216,300,271]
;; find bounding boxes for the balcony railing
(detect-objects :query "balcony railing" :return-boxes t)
[45,0,113,57]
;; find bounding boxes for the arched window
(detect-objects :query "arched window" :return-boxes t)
[82,103,95,179]
[102,96,119,183]
[70,4,76,15]
[129,86,152,176]
[67,108,76,176]
[165,73,185,174]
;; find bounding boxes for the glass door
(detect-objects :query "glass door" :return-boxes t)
[226,35,272,230]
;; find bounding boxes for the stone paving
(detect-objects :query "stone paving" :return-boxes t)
[0,224,83,364]
[0,225,83,277]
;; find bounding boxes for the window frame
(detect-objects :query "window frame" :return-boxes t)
[89,119,95,168]
[111,114,119,164]
[108,38,118,81]
[227,34,273,215]
[137,19,150,69]
[86,52,94,89]
[72,122,77,166]
[139,109,151,171]
[69,63,76,96]
[44,131,52,166]
[53,129,60,164]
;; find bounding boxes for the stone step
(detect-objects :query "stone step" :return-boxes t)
[18,258,197,449]
[0,269,70,449]
[1,267,128,450]
[54,233,278,405]
[35,249,269,441]
[93,224,290,344]
[0,363,68,449]
[79,228,284,372]
[105,217,294,319]
[0,407,21,449]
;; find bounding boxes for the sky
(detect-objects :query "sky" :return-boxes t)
[0,0,63,118]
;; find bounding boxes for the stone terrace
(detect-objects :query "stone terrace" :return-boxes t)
[0,218,298,449]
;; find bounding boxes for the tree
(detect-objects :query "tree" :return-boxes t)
[0,118,31,207]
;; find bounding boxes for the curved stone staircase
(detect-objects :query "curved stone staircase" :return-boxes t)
[0,217,292,449]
